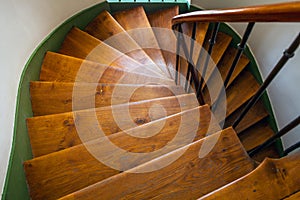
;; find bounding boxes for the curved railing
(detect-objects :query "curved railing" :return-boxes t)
[171,1,300,156]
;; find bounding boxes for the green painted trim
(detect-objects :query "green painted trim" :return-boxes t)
[2,2,111,199]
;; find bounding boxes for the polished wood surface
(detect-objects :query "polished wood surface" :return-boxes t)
[60,128,255,200]
[114,6,170,77]
[40,52,174,85]
[224,100,268,133]
[284,191,300,200]
[59,27,165,78]
[27,94,199,157]
[200,151,300,200]
[148,6,179,79]
[24,105,220,200]
[30,81,184,116]
[173,1,300,25]
[85,10,167,76]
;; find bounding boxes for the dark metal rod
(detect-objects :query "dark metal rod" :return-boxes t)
[179,25,205,105]
[174,24,182,85]
[223,22,255,88]
[284,141,300,156]
[233,32,300,128]
[185,22,197,91]
[248,116,300,157]
[197,22,220,95]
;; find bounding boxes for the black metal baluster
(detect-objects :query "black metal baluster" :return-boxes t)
[174,24,182,85]
[249,116,300,157]
[233,33,300,129]
[284,141,300,155]
[185,22,197,91]
[179,25,205,105]
[224,22,255,87]
[196,22,220,96]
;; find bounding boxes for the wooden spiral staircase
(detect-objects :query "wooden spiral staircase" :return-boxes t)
[23,3,300,200]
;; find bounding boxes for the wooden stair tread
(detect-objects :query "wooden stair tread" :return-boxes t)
[27,93,199,157]
[60,128,255,200]
[113,6,170,77]
[30,81,185,116]
[59,27,166,78]
[148,6,179,79]
[224,100,269,133]
[24,105,221,200]
[284,191,300,200]
[40,52,175,85]
[200,151,300,200]
[239,120,275,151]
[84,10,168,77]
[203,47,250,105]
[199,31,232,88]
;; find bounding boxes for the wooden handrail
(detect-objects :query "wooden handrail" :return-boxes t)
[172,1,300,25]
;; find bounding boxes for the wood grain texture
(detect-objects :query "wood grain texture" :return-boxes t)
[113,6,170,77]
[59,27,165,78]
[24,105,221,200]
[203,47,250,105]
[60,128,255,200]
[239,120,275,151]
[85,10,168,77]
[27,94,199,157]
[284,191,300,200]
[224,100,269,133]
[30,81,185,116]
[200,151,300,200]
[172,1,300,24]
[40,52,174,85]
[213,70,260,121]
[148,6,179,79]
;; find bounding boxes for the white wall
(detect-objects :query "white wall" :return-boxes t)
[191,0,300,150]
[0,0,103,195]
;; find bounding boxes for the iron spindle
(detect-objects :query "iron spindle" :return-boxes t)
[284,141,300,155]
[248,116,300,157]
[232,33,300,128]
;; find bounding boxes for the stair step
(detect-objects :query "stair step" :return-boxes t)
[113,6,170,77]
[30,81,185,116]
[224,100,269,133]
[148,6,180,79]
[203,47,250,105]
[85,10,168,77]
[200,151,300,200]
[27,93,199,157]
[284,191,300,200]
[213,70,260,121]
[198,32,232,89]
[239,120,275,151]
[59,127,255,200]
[59,27,166,78]
[24,105,220,200]
[40,52,175,85]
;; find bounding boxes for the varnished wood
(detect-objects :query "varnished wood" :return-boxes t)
[84,10,168,76]
[284,191,300,200]
[200,151,300,200]
[213,70,260,120]
[30,81,185,116]
[24,105,221,200]
[251,143,280,162]
[113,6,170,77]
[60,128,255,200]
[224,100,269,133]
[27,94,199,157]
[173,1,300,25]
[239,120,275,151]
[148,6,180,79]
[59,27,166,78]
[40,52,175,85]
